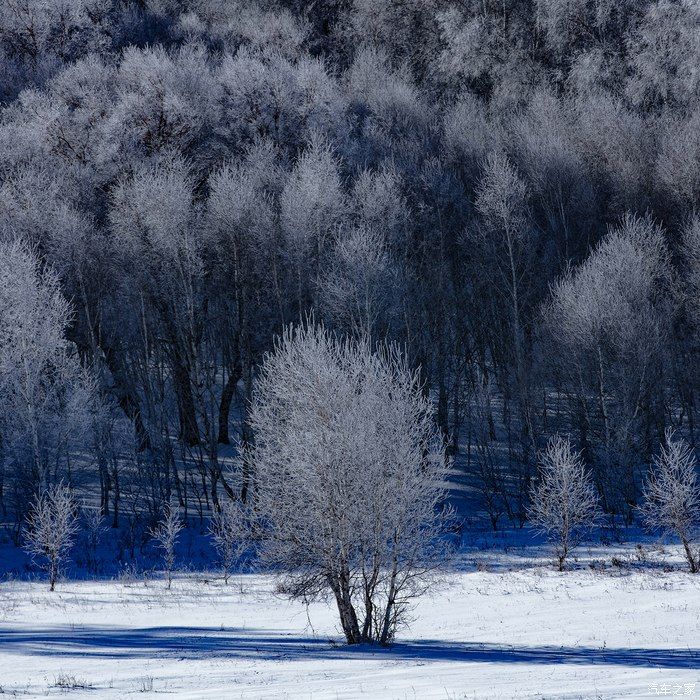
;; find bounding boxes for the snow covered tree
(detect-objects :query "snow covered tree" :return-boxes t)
[24,483,79,591]
[318,165,407,339]
[150,502,184,589]
[107,44,218,167]
[681,217,700,324]
[1,0,700,563]
[640,430,700,573]
[346,45,427,156]
[205,146,281,448]
[351,165,408,244]
[250,322,451,645]
[0,0,118,96]
[528,436,599,570]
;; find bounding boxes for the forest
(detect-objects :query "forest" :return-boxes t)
[1,0,700,638]
[2,4,700,698]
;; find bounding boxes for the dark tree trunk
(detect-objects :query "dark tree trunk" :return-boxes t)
[682,537,698,573]
[172,358,200,446]
[100,341,151,451]
[218,364,241,445]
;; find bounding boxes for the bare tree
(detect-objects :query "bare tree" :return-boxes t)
[528,436,599,571]
[24,483,79,591]
[250,322,452,645]
[209,499,253,584]
[82,505,107,575]
[640,430,700,573]
[150,503,184,589]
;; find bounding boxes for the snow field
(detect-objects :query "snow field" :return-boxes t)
[1,558,698,699]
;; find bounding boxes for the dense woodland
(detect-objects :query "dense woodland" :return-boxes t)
[0,0,699,540]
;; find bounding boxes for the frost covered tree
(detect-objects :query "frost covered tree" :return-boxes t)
[279,137,346,314]
[0,0,119,97]
[0,240,72,484]
[472,151,537,519]
[204,145,281,448]
[0,240,95,518]
[250,322,451,645]
[528,436,599,571]
[209,499,253,584]
[24,483,79,591]
[109,153,204,447]
[319,225,395,339]
[543,215,672,515]
[150,503,184,589]
[626,0,700,113]
[82,505,107,574]
[640,430,700,573]
[474,152,532,407]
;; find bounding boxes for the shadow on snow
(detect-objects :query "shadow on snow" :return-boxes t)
[0,626,697,669]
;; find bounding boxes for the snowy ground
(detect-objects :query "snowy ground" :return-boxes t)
[1,541,699,699]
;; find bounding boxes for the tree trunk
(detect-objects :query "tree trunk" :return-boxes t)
[172,357,200,446]
[682,537,698,573]
[100,341,151,451]
[379,556,399,645]
[331,567,362,644]
[218,365,241,445]
[49,557,57,592]
[111,460,120,528]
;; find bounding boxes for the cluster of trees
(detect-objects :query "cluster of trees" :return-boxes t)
[529,430,700,573]
[2,0,700,611]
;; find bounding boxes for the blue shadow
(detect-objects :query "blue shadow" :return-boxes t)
[0,626,697,669]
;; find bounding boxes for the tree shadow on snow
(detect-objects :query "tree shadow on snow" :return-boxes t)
[0,626,697,669]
